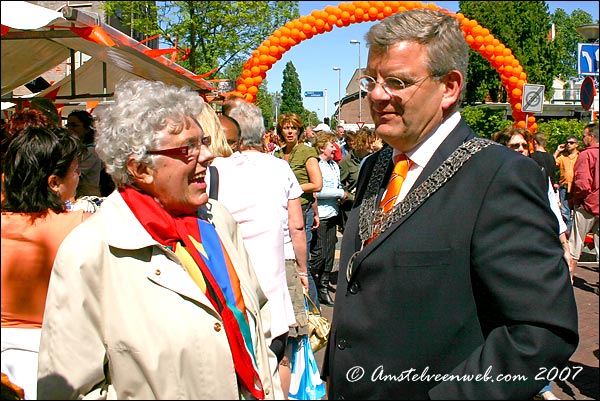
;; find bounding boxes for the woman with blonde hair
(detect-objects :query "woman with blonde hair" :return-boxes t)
[197,103,233,158]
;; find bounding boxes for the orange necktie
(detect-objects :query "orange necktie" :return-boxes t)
[379,154,410,213]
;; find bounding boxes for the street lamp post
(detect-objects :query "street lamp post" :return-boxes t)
[350,39,362,122]
[332,66,341,122]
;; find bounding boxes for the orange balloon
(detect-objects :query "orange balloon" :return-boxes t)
[248,86,258,95]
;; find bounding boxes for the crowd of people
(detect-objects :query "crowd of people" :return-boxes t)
[1,7,598,401]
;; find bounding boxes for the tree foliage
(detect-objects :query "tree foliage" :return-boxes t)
[104,1,298,81]
[461,106,512,138]
[460,1,556,104]
[536,118,589,153]
[279,61,306,120]
[550,8,595,81]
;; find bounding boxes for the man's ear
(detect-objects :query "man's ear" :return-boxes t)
[126,157,154,186]
[440,70,463,111]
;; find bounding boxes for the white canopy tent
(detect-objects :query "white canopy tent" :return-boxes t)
[1,1,213,110]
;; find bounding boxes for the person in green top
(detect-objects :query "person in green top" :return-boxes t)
[274,112,323,310]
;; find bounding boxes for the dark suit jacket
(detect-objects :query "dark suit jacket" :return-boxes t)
[322,119,578,400]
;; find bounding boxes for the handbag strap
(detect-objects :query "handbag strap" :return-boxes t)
[303,290,321,316]
[208,165,219,200]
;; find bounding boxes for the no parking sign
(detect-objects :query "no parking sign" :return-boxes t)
[580,76,596,111]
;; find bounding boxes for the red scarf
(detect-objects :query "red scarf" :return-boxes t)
[120,187,265,399]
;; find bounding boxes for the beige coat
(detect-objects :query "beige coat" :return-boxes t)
[37,192,282,399]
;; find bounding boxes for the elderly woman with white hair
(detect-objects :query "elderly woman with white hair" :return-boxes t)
[37,80,282,400]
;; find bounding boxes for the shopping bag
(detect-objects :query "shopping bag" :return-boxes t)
[288,335,327,400]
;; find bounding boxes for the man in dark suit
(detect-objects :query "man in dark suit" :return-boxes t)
[321,9,578,400]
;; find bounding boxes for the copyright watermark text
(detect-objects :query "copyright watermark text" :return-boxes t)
[346,365,528,384]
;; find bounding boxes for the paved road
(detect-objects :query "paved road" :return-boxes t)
[314,236,598,400]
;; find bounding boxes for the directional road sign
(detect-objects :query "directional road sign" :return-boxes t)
[578,43,599,76]
[305,90,324,97]
[521,84,545,113]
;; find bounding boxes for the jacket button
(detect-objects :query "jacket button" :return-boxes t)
[265,389,270,396]
[349,282,359,294]
[154,269,161,276]
[337,339,348,350]
[214,322,222,332]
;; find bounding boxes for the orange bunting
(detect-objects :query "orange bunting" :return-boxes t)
[70,26,115,47]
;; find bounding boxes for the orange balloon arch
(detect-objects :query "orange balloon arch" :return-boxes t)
[235,1,535,132]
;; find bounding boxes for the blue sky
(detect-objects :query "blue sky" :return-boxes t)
[264,1,599,122]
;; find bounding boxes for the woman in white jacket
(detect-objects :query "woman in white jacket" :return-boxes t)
[37,80,282,400]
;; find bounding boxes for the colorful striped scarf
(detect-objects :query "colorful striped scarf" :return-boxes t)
[120,187,265,399]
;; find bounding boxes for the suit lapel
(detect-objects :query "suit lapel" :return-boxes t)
[348,120,475,281]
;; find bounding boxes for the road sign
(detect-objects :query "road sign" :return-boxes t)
[578,43,599,76]
[356,121,365,129]
[521,84,545,113]
[580,76,596,111]
[305,90,324,97]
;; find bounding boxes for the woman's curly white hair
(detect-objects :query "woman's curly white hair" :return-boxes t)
[94,80,205,187]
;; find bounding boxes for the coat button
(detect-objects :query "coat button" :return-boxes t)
[154,269,161,276]
[348,282,359,294]
[337,339,348,350]
[264,389,270,396]
[214,322,222,332]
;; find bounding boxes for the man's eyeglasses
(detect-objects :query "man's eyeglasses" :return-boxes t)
[508,142,528,150]
[146,136,212,158]
[566,141,577,145]
[358,75,431,96]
